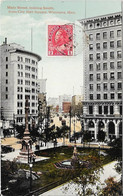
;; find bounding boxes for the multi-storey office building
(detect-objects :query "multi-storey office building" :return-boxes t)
[0,38,41,125]
[79,12,122,140]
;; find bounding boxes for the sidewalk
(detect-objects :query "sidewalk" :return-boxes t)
[41,161,121,196]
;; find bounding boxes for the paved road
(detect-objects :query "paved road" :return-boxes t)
[41,161,120,196]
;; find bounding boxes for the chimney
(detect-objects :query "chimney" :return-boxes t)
[5,38,7,44]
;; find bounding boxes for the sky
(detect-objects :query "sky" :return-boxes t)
[0,0,122,99]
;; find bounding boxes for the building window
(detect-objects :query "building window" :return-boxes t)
[118,93,122,99]
[103,83,108,90]
[104,94,107,99]
[89,44,93,50]
[110,41,114,48]
[6,57,8,61]
[110,52,114,59]
[110,31,114,38]
[117,30,121,37]
[97,94,101,100]
[103,42,107,49]
[103,52,107,59]
[103,63,107,70]
[96,63,100,70]
[117,40,121,48]
[110,106,114,114]
[96,33,100,40]
[103,73,107,80]
[6,72,8,76]
[6,64,8,69]
[110,62,114,69]
[89,74,93,81]
[117,83,122,90]
[97,84,101,91]
[96,43,100,50]
[117,72,122,79]
[110,83,115,90]
[103,32,107,39]
[110,93,114,99]
[96,53,100,60]
[117,61,122,69]
[104,105,108,114]
[89,105,93,114]
[97,73,101,81]
[25,58,30,63]
[6,94,8,99]
[6,87,8,92]
[89,54,93,61]
[110,72,114,80]
[117,51,121,58]
[32,60,35,65]
[89,34,93,40]
[99,106,102,114]
[90,94,93,100]
[89,84,93,90]
[6,79,8,84]
[32,67,35,72]
[89,64,93,71]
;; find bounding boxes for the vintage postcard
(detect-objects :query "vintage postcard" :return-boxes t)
[0,0,122,195]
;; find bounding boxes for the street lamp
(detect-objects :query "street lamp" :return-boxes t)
[29,163,33,192]
[27,143,29,164]
[98,143,100,157]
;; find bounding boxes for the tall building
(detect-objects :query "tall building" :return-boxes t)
[0,38,41,125]
[37,79,47,94]
[79,12,122,140]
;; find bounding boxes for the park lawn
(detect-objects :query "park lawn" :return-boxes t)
[19,146,112,191]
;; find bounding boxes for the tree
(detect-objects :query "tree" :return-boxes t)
[108,138,122,161]
[83,131,92,147]
[101,177,121,196]
[16,125,25,139]
[66,151,103,195]
[97,130,105,142]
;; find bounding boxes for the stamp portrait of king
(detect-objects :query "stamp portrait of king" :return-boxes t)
[48,25,73,56]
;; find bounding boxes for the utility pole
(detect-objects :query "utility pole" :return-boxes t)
[69,106,71,142]
[121,1,123,195]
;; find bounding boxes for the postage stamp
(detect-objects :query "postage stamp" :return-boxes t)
[48,25,73,56]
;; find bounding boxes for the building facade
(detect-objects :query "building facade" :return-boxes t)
[80,12,122,140]
[71,95,83,116]
[0,38,41,125]
[59,94,72,113]
[37,79,47,94]
[62,102,71,114]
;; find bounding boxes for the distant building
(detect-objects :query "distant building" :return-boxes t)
[47,97,59,107]
[59,94,72,112]
[71,95,83,115]
[37,79,47,94]
[62,102,71,114]
[0,38,41,125]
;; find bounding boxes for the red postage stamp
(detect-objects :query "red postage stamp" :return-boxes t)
[48,25,73,56]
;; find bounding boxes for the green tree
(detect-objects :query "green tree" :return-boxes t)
[67,152,103,195]
[83,131,92,147]
[97,130,106,142]
[108,138,122,161]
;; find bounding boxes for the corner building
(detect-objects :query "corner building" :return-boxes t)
[79,12,122,140]
[0,39,41,125]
